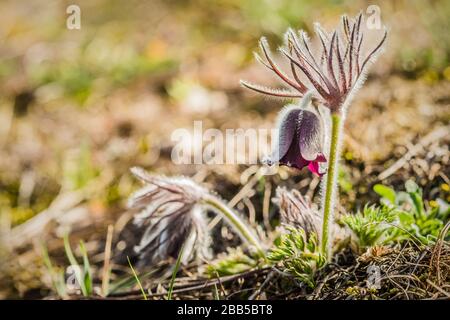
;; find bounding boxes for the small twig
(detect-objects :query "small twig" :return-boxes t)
[101,225,114,296]
[311,272,337,300]
[249,269,276,300]
[430,221,450,285]
[243,197,256,225]
[426,279,450,298]
[384,276,410,299]
[262,181,272,232]
[306,176,320,199]
[404,249,427,293]
[208,170,261,230]
[438,172,450,185]
[210,269,227,298]
[378,126,449,180]
[105,268,270,300]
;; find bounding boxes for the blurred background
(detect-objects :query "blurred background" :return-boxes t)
[0,0,449,298]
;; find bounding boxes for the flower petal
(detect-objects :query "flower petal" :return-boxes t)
[268,104,302,163]
[308,161,322,176]
[280,139,309,170]
[298,109,325,161]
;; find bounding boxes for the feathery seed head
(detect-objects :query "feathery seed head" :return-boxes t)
[241,12,387,113]
[127,167,211,267]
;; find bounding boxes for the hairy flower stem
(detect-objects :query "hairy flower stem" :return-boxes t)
[321,113,342,260]
[202,195,265,257]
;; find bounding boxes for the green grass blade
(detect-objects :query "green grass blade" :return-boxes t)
[79,240,93,296]
[41,243,67,298]
[373,184,396,204]
[167,243,185,300]
[63,233,87,296]
[108,270,158,295]
[127,256,147,300]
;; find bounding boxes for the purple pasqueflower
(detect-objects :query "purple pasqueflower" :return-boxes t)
[264,92,327,176]
[240,12,387,113]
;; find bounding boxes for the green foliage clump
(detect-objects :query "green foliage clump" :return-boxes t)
[267,227,325,288]
[377,180,448,244]
[206,248,262,277]
[341,205,396,250]
[41,234,93,298]
[341,180,449,251]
